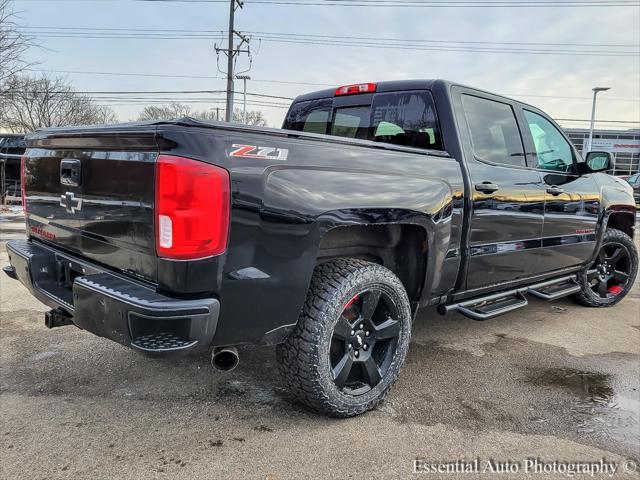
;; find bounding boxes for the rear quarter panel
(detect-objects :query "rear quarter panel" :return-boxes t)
[157,126,465,345]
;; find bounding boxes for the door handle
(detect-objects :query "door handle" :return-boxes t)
[546,186,564,196]
[475,182,499,194]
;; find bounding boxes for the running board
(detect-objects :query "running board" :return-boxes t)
[456,291,528,321]
[528,278,581,300]
[439,274,578,321]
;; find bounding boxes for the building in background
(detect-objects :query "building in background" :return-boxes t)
[564,128,640,177]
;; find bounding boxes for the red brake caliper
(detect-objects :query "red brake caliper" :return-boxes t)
[344,294,359,309]
[607,285,623,295]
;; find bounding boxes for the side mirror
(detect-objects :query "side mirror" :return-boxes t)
[585,151,613,173]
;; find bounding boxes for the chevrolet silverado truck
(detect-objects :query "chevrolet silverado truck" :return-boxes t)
[4,80,638,417]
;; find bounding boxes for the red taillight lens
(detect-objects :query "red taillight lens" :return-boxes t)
[20,155,26,211]
[335,83,377,96]
[155,155,230,260]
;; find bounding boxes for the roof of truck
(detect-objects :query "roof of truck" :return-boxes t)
[293,79,441,103]
[290,79,540,112]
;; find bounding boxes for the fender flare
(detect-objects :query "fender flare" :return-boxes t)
[312,205,454,307]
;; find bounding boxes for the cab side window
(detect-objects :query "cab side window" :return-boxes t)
[461,95,526,167]
[523,110,575,172]
[283,99,332,134]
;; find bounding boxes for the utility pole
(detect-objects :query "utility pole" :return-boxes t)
[587,87,611,153]
[225,0,236,122]
[236,75,250,124]
[215,0,250,123]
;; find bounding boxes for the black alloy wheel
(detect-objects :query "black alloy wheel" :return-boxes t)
[330,289,401,396]
[276,258,412,417]
[586,242,632,299]
[573,228,638,307]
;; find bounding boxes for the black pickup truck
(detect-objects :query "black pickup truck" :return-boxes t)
[5,79,637,417]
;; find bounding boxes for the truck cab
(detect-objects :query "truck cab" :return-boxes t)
[283,80,635,297]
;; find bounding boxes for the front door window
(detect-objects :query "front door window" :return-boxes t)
[524,110,575,172]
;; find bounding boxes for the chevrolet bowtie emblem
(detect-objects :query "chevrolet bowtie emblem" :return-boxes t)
[60,192,82,214]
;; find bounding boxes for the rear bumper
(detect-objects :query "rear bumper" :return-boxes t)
[5,239,219,355]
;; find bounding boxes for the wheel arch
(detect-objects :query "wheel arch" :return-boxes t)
[606,209,636,238]
[314,208,445,311]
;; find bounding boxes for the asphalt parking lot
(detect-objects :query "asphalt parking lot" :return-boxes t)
[1,213,639,479]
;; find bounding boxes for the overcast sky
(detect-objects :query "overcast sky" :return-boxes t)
[13,0,640,128]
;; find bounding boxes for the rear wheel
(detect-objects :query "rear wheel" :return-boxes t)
[276,258,412,417]
[572,228,638,307]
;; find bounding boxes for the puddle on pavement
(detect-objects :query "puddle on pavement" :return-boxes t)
[384,339,639,460]
[527,367,640,444]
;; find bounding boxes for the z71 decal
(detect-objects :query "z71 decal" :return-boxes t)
[229,144,289,161]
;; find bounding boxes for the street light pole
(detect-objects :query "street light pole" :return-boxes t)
[236,75,250,124]
[587,87,611,153]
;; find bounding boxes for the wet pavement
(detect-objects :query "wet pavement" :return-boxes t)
[1,215,639,479]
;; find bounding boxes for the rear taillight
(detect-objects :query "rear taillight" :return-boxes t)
[20,156,26,211]
[335,83,377,96]
[155,155,230,260]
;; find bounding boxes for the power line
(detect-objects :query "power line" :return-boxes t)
[5,90,638,118]
[12,35,638,57]
[17,70,640,103]
[140,0,640,5]
[249,36,639,56]
[23,68,333,86]
[0,89,295,100]
[246,30,640,49]
[14,30,638,56]
[14,0,640,6]
[18,26,640,48]
[96,99,291,108]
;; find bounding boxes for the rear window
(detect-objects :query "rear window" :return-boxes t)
[332,106,370,139]
[284,90,443,151]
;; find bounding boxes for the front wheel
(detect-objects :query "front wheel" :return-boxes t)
[276,258,412,417]
[572,228,638,307]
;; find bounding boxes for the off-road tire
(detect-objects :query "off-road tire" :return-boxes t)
[276,258,412,417]
[572,228,638,307]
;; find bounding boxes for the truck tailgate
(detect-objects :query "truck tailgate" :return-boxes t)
[24,129,160,282]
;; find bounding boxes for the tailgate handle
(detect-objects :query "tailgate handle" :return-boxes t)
[60,159,81,187]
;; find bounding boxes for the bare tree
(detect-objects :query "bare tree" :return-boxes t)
[137,103,209,122]
[137,103,268,126]
[234,107,268,127]
[0,0,35,83]
[0,74,118,133]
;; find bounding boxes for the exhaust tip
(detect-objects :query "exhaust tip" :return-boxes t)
[211,346,239,371]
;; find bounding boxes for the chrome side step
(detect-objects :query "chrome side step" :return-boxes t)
[528,278,581,301]
[439,274,578,321]
[456,291,528,321]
